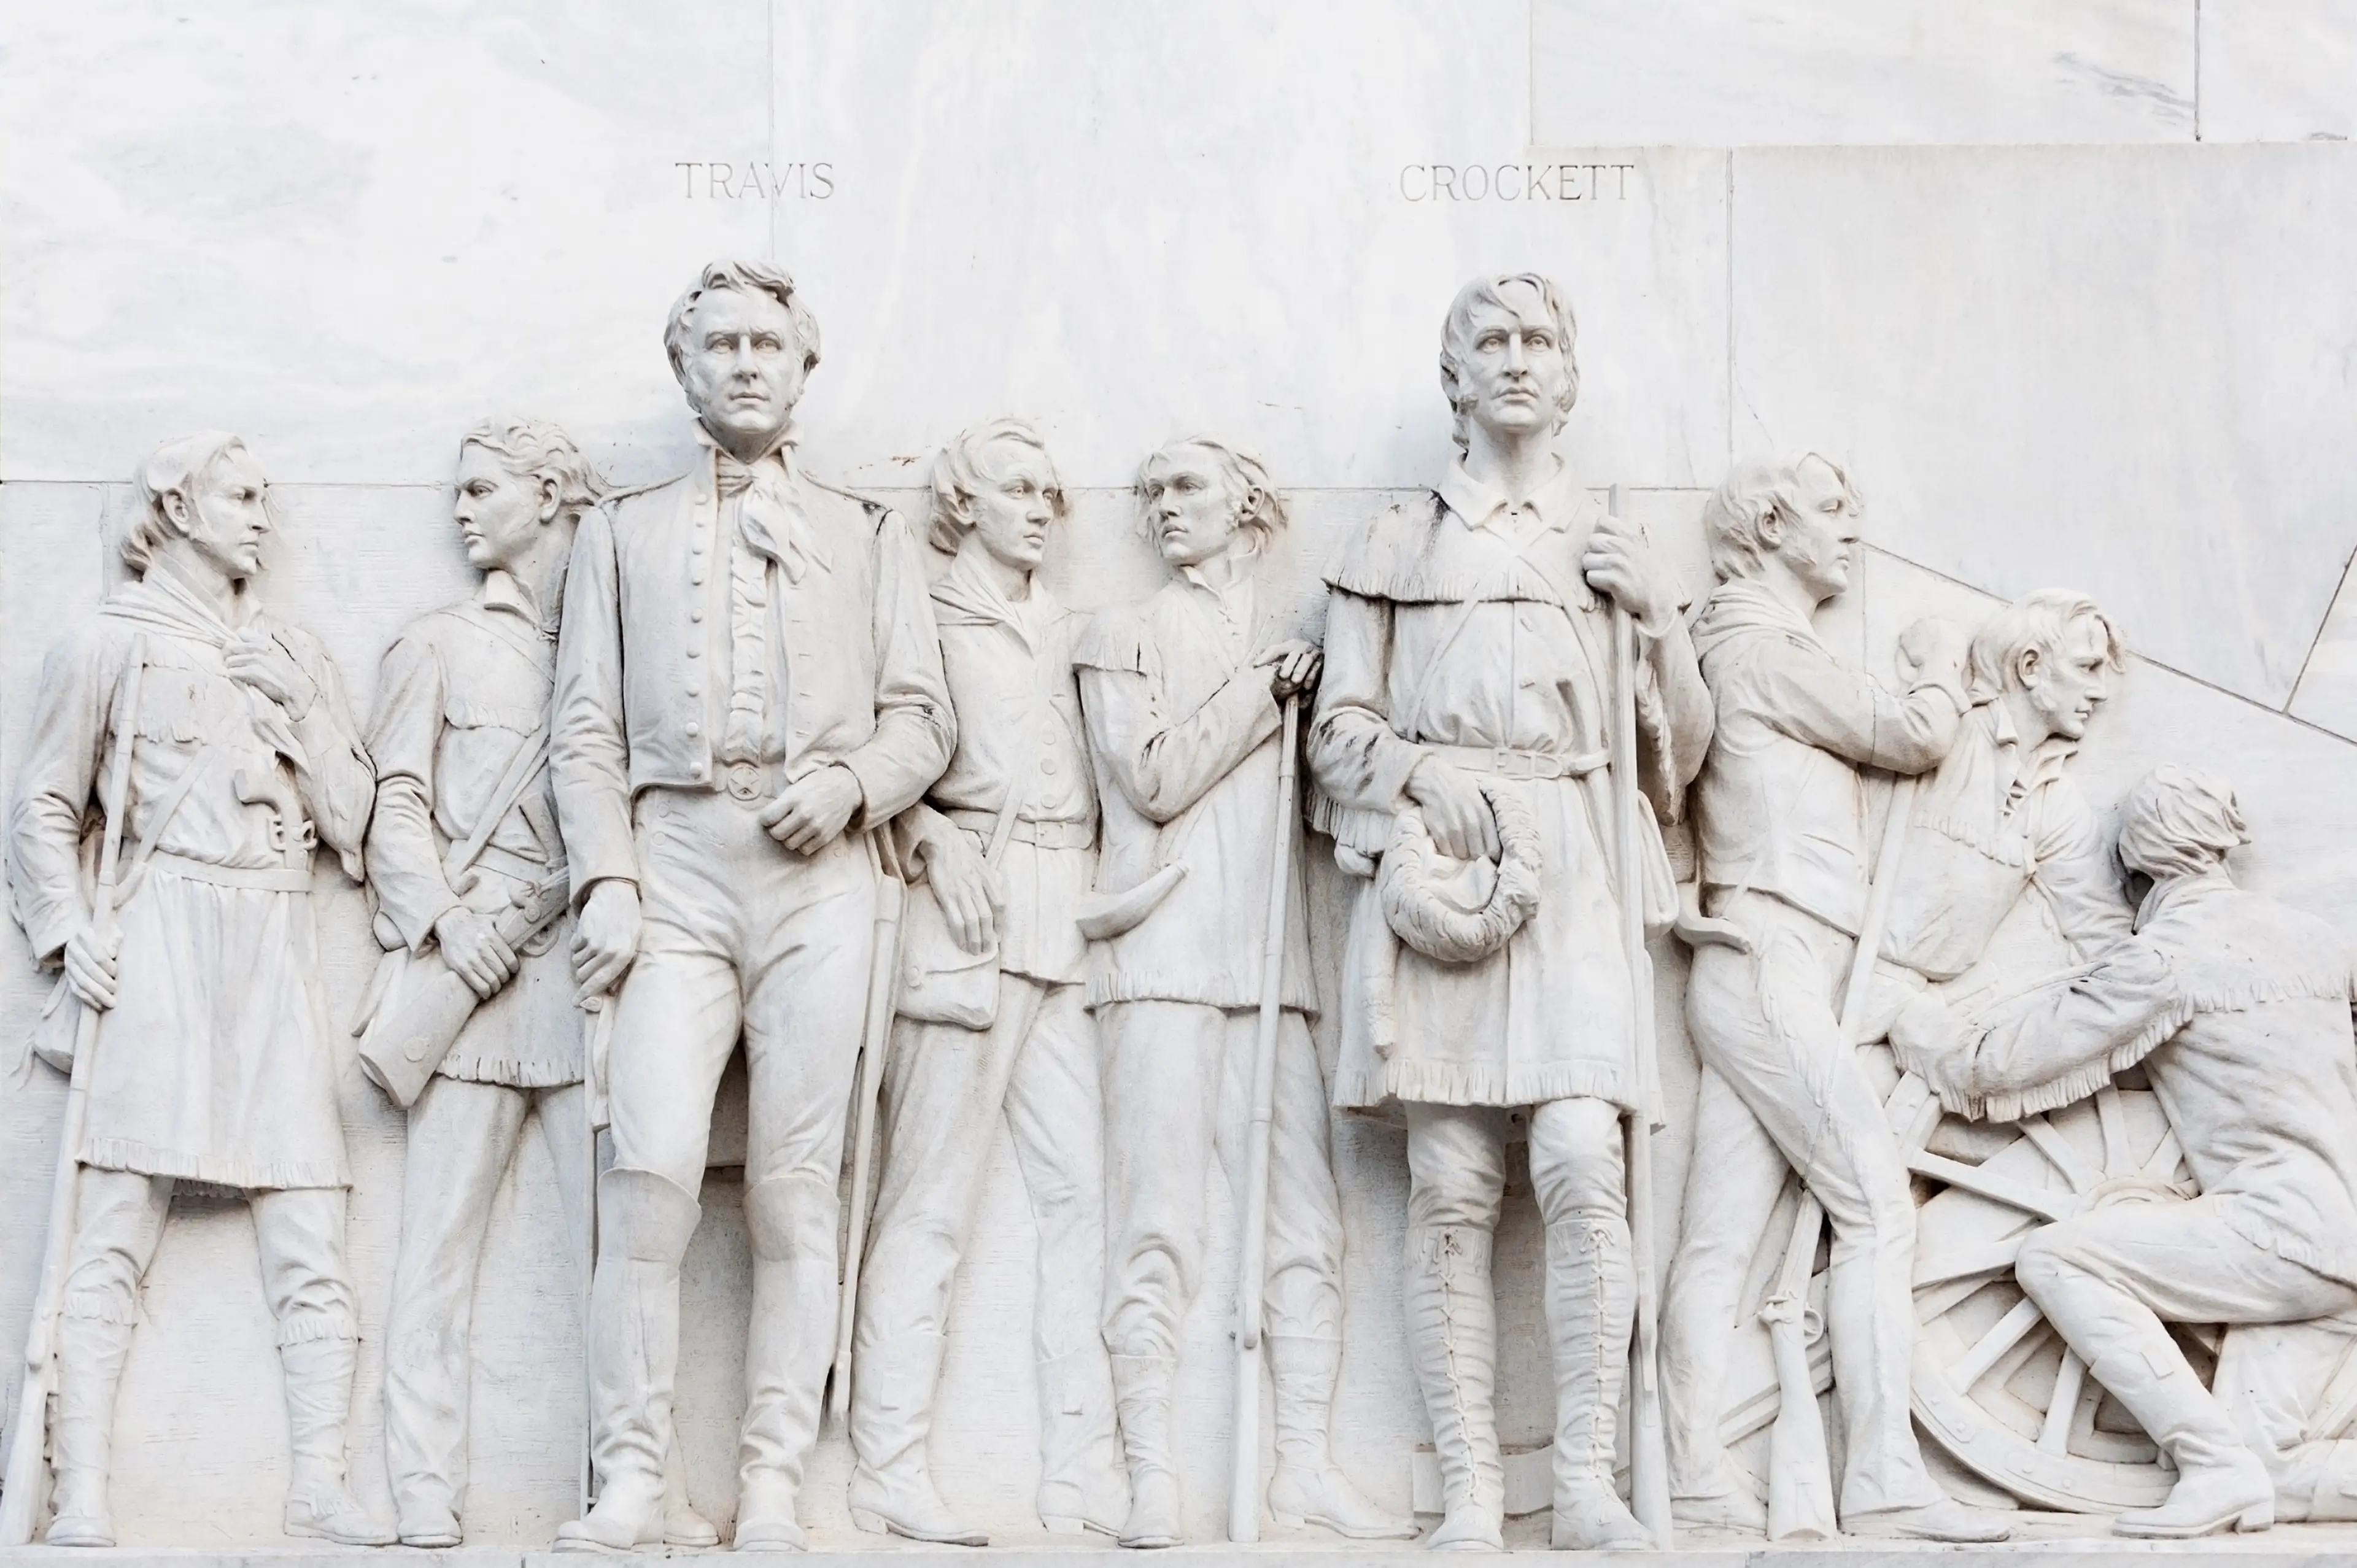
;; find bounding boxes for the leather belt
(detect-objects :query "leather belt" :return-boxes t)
[145,850,314,893]
[1428,745,1609,781]
[946,809,1094,850]
[471,842,556,885]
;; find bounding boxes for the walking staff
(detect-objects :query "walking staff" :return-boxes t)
[1230,694,1302,1543]
[0,642,144,1547]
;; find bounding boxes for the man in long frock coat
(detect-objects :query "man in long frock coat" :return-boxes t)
[1308,275,1711,1551]
[9,432,385,1547]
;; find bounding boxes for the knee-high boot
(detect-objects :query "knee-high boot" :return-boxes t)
[2085,1337,2274,1538]
[847,1326,986,1545]
[45,1314,134,1547]
[736,1172,840,1551]
[1404,1224,1503,1551]
[1544,1216,1651,1550]
[1035,1348,1126,1536]
[280,1328,395,1545]
[1266,1334,1417,1538]
[1109,1353,1180,1548]
[556,1166,700,1554]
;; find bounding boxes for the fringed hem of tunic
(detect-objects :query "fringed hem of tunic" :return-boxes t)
[1331,1058,1636,1114]
[81,1139,349,1192]
[436,1059,586,1089]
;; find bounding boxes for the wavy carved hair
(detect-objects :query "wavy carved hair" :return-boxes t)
[1701,454,1862,584]
[125,431,259,576]
[460,417,606,527]
[926,417,1066,554]
[1967,589,2126,704]
[1438,272,1580,454]
[1134,436,1288,553]
[662,259,821,382]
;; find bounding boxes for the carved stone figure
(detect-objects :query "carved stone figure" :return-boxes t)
[6,433,386,1547]
[365,420,714,1548]
[1307,274,1711,1552]
[549,261,954,1552]
[1892,765,2357,1537]
[848,419,1123,1544]
[1075,438,1408,1548]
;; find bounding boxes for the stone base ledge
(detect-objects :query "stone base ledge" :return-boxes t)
[10,1529,2357,1568]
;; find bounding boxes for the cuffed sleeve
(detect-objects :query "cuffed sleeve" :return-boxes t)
[286,631,375,881]
[1307,589,1426,813]
[552,505,638,902]
[363,634,460,951]
[1930,940,2178,1119]
[1749,633,1966,776]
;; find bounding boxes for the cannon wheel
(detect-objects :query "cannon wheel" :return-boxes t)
[1903,1075,2209,1513]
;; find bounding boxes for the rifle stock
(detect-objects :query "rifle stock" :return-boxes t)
[1762,1194,1836,1542]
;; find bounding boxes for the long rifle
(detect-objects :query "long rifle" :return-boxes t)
[1763,773,1921,1540]
[578,992,615,1516]
[1,639,147,1545]
[1229,693,1301,1543]
[827,828,907,1423]
[1607,487,1674,1548]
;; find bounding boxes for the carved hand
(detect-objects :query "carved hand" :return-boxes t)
[571,879,642,1002]
[436,905,519,1000]
[1255,638,1323,701]
[1581,514,1678,635]
[1896,616,1970,688]
[1408,755,1500,861]
[923,830,1000,954]
[224,630,318,720]
[63,922,122,1011]
[1888,991,1968,1082]
[759,764,864,854]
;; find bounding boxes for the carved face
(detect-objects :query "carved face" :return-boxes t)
[966,438,1058,572]
[1140,445,1246,570]
[170,445,273,581]
[2020,614,2115,741]
[453,442,551,573]
[1456,282,1571,442]
[1777,455,1862,598]
[678,284,808,449]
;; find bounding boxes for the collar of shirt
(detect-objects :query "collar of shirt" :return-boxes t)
[1980,700,2080,816]
[1437,457,1584,536]
[935,547,1043,646]
[1178,562,1258,641]
[479,568,559,639]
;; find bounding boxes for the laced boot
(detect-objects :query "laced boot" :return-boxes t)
[279,1330,396,1545]
[557,1167,700,1553]
[1404,1225,1504,1551]
[1035,1348,1126,1535]
[1544,1216,1652,1551]
[847,1328,987,1545]
[1110,1353,1180,1548]
[45,1313,134,1548]
[1265,1334,1416,1538]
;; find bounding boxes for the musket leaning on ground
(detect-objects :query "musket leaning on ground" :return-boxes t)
[1607,485,1675,1548]
[1763,773,1921,1542]
[827,827,907,1424]
[1229,693,1302,1543]
[579,989,616,1515]
[0,638,147,1545]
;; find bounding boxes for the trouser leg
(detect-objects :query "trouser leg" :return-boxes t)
[1687,911,1942,1517]
[1661,1065,1785,1510]
[851,983,1032,1489]
[733,830,875,1538]
[252,1184,390,1545]
[2214,1318,2357,1520]
[1529,1095,1649,1547]
[383,1075,527,1531]
[1002,981,1123,1527]
[1099,999,1221,1546]
[47,1169,171,1545]
[1403,1104,1507,1549]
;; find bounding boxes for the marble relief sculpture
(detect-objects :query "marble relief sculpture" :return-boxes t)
[5,433,387,1547]
[1891,765,2357,1538]
[1074,438,1409,1548]
[1307,274,1710,1553]
[549,260,954,1553]
[360,421,713,1550]
[848,419,1124,1544]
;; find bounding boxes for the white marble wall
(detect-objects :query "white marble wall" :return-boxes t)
[8,0,2357,1547]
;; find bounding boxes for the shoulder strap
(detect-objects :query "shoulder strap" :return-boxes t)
[441,725,551,885]
[982,691,1050,868]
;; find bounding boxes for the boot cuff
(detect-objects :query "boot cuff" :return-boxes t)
[277,1311,358,1347]
[600,1165,703,1262]
[1409,1224,1494,1273]
[61,1291,137,1327]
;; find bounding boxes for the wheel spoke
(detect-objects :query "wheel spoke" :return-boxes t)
[1951,1297,2043,1392]
[2140,1129,2184,1182]
[2095,1084,2132,1174]
[2041,1350,2087,1452]
[1908,1151,2075,1222]
[2019,1113,2099,1194]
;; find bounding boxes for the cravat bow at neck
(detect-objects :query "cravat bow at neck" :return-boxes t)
[711,447,826,584]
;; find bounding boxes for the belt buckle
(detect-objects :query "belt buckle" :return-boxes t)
[1493,747,1534,781]
[724,761,764,803]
